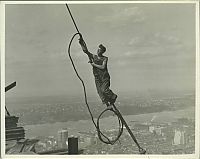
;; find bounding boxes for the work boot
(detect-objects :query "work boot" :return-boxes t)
[103,101,114,110]
[107,105,113,110]
[105,102,110,107]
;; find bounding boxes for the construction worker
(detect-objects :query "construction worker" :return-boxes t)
[79,35,117,108]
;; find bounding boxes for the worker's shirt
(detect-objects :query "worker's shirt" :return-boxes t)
[92,55,110,81]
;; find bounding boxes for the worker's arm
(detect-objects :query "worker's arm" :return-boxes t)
[79,37,93,60]
[91,57,107,70]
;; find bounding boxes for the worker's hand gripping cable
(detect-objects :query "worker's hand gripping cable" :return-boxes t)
[78,34,93,63]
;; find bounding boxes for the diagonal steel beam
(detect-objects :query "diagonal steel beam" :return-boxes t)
[5,81,16,92]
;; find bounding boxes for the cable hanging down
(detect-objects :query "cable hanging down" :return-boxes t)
[65,3,146,154]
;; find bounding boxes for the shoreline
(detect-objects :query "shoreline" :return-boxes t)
[24,107,194,138]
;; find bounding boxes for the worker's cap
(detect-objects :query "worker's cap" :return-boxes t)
[99,44,106,53]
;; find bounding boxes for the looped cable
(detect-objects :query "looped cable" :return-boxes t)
[97,108,123,144]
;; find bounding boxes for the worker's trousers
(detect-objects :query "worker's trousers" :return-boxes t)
[95,77,116,105]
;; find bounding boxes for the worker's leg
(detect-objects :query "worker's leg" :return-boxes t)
[101,78,117,105]
[95,79,109,106]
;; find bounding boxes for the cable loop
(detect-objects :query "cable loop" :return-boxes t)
[97,108,123,144]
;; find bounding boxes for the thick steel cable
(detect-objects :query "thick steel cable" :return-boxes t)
[65,4,80,34]
[65,4,145,152]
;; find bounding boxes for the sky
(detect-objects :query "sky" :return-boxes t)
[5,3,196,98]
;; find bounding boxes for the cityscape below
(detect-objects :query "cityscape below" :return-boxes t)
[6,91,195,154]
[29,117,194,154]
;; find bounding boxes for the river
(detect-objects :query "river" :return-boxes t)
[25,107,194,138]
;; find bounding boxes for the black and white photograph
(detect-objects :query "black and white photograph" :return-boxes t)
[1,1,199,158]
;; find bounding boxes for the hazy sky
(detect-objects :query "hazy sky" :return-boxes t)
[5,3,196,98]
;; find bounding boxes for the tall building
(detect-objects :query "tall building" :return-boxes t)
[173,129,186,145]
[180,131,185,145]
[57,129,68,149]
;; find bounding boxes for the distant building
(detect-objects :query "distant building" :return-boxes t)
[57,129,68,148]
[173,129,181,145]
[173,129,186,145]
[134,123,149,131]
[149,126,155,133]
[149,125,163,135]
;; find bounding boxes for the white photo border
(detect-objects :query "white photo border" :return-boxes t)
[1,1,199,159]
